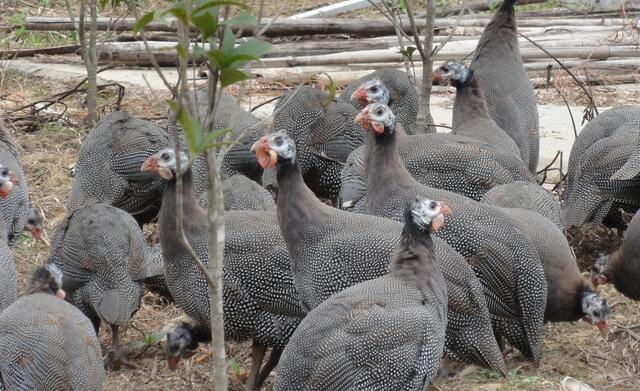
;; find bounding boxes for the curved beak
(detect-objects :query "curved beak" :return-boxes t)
[354,108,371,131]
[432,202,452,232]
[140,155,158,173]
[167,356,180,371]
[251,137,278,169]
[29,226,43,241]
[591,274,608,287]
[350,87,369,107]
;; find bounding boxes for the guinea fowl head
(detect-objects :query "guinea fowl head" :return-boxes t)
[350,78,389,108]
[354,103,396,135]
[166,322,198,370]
[581,291,610,337]
[0,164,18,198]
[140,147,190,180]
[251,131,296,169]
[432,61,470,87]
[407,197,452,233]
[26,264,65,299]
[591,253,612,287]
[25,207,44,241]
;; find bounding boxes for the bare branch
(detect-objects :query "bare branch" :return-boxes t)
[404,0,427,60]
[432,0,466,57]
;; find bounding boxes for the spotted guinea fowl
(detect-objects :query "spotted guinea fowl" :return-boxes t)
[339,79,534,213]
[0,166,18,313]
[262,86,365,201]
[0,264,105,390]
[471,0,539,173]
[141,148,303,390]
[175,88,266,183]
[341,68,419,134]
[481,181,563,230]
[564,106,640,228]
[358,102,546,364]
[0,116,30,246]
[67,111,172,226]
[195,174,275,211]
[432,61,521,159]
[593,211,640,301]
[49,203,165,369]
[497,207,610,334]
[252,132,507,374]
[274,198,448,390]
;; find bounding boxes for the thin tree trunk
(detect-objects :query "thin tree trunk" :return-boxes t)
[417,0,435,133]
[86,0,98,125]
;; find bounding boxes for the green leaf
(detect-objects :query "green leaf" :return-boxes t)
[192,12,219,41]
[176,43,188,62]
[207,49,228,69]
[226,53,260,68]
[165,1,188,25]
[320,73,336,108]
[201,128,232,150]
[133,11,157,34]
[220,67,248,87]
[223,13,256,27]
[143,330,168,347]
[193,0,248,15]
[222,25,235,56]
[168,101,202,158]
[234,38,272,59]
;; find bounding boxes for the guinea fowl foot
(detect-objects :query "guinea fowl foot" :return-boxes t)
[104,325,137,370]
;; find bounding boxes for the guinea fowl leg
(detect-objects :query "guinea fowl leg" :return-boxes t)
[104,325,137,370]
[254,347,283,389]
[247,342,267,391]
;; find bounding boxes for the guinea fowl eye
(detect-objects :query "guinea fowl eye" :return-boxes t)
[376,109,383,116]
[593,310,600,318]
[429,201,437,210]
[0,169,7,176]
[161,152,171,160]
[370,86,378,92]
[442,67,449,72]
[274,136,283,146]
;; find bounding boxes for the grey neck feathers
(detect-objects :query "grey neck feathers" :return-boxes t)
[452,72,492,129]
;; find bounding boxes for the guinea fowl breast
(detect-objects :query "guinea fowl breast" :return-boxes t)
[481,181,563,230]
[49,203,164,369]
[358,102,547,364]
[432,61,521,160]
[594,211,640,301]
[67,111,172,226]
[0,116,31,246]
[341,68,419,134]
[141,148,304,390]
[273,198,448,390]
[0,265,105,390]
[0,165,18,312]
[471,0,539,173]
[253,132,507,374]
[262,86,365,201]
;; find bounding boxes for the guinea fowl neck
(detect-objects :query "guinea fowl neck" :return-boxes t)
[452,72,492,129]
[159,167,204,236]
[390,215,437,289]
[475,0,518,55]
[365,128,413,192]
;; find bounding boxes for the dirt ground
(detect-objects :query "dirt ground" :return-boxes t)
[2,0,640,390]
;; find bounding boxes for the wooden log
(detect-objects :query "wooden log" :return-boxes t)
[0,44,81,57]
[437,0,548,16]
[17,16,628,36]
[288,0,382,19]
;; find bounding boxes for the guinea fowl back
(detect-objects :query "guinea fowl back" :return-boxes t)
[340,68,419,134]
[482,181,563,229]
[68,111,172,225]
[195,174,275,211]
[339,132,534,213]
[471,0,539,173]
[273,199,448,390]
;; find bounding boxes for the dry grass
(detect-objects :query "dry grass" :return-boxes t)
[2,65,640,390]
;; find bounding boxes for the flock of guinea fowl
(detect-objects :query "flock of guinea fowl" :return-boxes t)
[0,0,639,389]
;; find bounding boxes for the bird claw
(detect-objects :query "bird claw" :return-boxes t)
[104,348,137,370]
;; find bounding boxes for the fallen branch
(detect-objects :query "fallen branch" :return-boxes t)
[0,44,81,57]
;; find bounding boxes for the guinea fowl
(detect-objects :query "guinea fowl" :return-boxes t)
[0,116,31,246]
[339,79,534,213]
[24,207,44,240]
[252,132,507,374]
[195,174,275,211]
[176,89,266,183]
[273,198,448,390]
[481,181,563,230]
[432,61,521,159]
[0,264,105,390]
[564,106,640,228]
[0,165,18,312]
[141,148,303,390]
[471,0,539,173]
[357,102,547,364]
[49,203,165,369]
[497,208,610,334]
[262,86,365,201]
[593,211,640,300]
[341,68,419,134]
[67,111,172,226]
